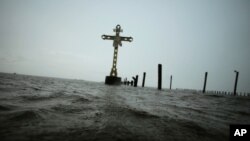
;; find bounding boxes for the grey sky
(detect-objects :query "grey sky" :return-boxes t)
[0,0,249,92]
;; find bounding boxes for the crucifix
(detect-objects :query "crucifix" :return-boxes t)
[102,24,133,85]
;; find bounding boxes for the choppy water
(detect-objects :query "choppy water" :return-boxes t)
[0,72,249,141]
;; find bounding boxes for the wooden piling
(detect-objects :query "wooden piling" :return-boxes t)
[234,71,239,96]
[170,75,172,90]
[202,72,208,93]
[142,72,146,87]
[126,81,130,85]
[158,64,162,90]
[135,75,138,87]
[124,78,127,85]
[132,75,138,87]
[132,77,136,87]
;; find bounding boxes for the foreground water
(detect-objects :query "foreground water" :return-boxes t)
[0,73,249,141]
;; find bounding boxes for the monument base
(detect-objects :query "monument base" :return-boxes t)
[105,76,121,85]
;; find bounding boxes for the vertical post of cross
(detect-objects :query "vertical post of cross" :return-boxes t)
[110,46,118,76]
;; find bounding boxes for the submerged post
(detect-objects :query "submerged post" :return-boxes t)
[170,75,172,90]
[158,64,162,90]
[124,78,127,85]
[127,81,130,85]
[131,81,134,86]
[233,70,239,96]
[142,72,146,87]
[203,72,208,93]
[102,25,133,85]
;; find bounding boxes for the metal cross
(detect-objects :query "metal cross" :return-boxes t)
[102,25,133,77]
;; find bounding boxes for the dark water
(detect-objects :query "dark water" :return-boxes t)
[0,72,249,141]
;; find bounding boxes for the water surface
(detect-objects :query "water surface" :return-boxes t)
[0,73,249,141]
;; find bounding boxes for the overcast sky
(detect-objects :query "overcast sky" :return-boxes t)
[0,0,249,92]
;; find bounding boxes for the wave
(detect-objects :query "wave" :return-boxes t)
[205,94,225,98]
[20,90,66,101]
[104,103,160,119]
[124,107,159,118]
[20,95,57,101]
[50,104,87,114]
[71,97,91,103]
[0,87,19,92]
[0,105,12,111]
[31,87,42,91]
[8,110,44,122]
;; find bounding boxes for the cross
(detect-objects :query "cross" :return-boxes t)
[102,24,133,77]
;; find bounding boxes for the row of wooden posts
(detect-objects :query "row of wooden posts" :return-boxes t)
[123,64,172,90]
[123,64,248,96]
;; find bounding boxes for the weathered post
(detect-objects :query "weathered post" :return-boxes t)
[132,75,139,87]
[132,77,136,87]
[128,81,131,86]
[131,81,134,86]
[158,64,162,90]
[202,72,208,93]
[233,70,239,96]
[124,78,127,85]
[142,72,146,87]
[126,81,129,85]
[136,75,138,87]
[102,25,133,85]
[170,75,172,90]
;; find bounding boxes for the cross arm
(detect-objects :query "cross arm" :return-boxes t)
[102,35,115,40]
[121,36,133,42]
